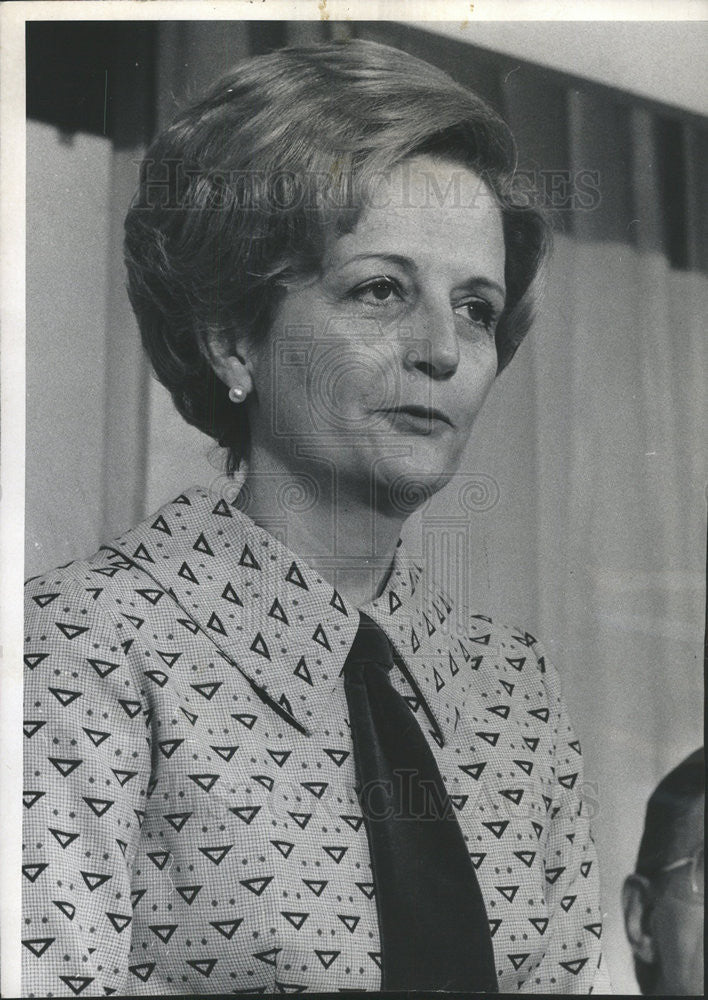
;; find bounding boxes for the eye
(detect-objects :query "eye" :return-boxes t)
[454,297,498,333]
[351,276,402,306]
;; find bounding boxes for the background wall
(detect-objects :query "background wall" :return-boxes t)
[26,122,112,570]
[26,20,706,994]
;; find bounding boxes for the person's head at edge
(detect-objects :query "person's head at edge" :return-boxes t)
[123,39,550,527]
[623,747,705,995]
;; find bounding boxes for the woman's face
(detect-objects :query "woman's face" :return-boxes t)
[245,154,505,511]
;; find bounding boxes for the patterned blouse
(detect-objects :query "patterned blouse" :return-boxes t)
[23,486,611,996]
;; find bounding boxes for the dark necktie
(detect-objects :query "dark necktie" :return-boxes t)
[343,611,499,992]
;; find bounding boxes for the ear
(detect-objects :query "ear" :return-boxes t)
[622,874,657,966]
[205,328,254,398]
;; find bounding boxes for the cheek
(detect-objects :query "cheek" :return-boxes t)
[676,916,705,994]
[306,341,402,417]
[681,910,705,963]
[655,902,705,989]
[456,342,498,419]
[252,333,306,408]
[251,336,401,439]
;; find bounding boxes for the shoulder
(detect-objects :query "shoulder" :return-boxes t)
[23,493,211,699]
[23,485,240,683]
[418,567,562,691]
[446,599,555,677]
[24,495,197,657]
[25,486,212,615]
[25,545,143,627]
[24,548,150,699]
[442,601,567,713]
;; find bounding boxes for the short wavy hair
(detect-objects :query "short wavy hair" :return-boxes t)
[124,38,551,472]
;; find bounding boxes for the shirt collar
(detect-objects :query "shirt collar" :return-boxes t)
[108,485,458,743]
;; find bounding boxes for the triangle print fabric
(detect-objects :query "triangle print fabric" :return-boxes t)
[23,486,610,995]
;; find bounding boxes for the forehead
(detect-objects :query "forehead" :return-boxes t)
[328,155,505,283]
[671,792,705,855]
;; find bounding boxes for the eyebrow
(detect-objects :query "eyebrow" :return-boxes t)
[335,252,506,302]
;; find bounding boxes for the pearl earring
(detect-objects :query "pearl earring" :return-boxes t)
[228,385,246,403]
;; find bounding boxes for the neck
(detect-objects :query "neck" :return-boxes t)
[239,452,407,608]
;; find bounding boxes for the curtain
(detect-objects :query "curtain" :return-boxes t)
[25,20,706,993]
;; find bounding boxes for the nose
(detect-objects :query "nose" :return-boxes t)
[403,299,459,381]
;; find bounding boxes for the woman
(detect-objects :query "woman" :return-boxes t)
[23,39,610,995]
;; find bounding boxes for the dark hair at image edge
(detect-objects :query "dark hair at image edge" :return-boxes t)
[124,38,552,473]
[633,747,705,993]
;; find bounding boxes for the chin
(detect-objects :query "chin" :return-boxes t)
[371,452,458,518]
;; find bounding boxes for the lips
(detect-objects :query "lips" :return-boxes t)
[381,405,453,427]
